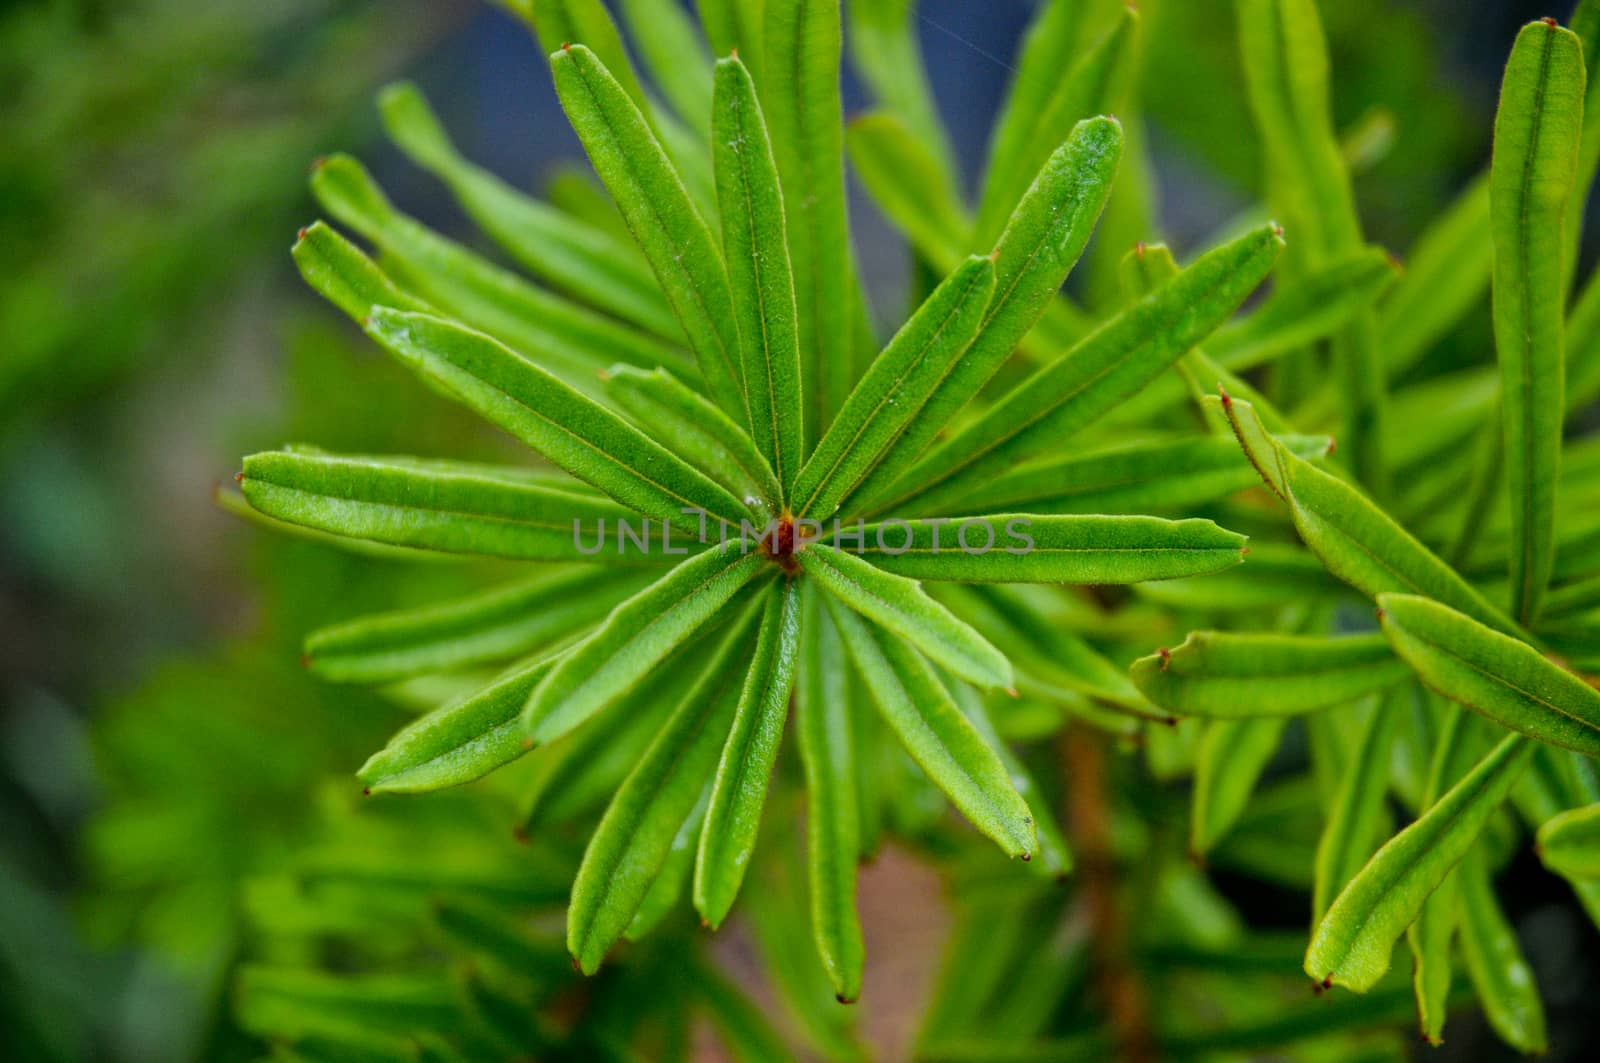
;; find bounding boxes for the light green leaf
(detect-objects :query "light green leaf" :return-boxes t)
[1536,801,1600,879]
[762,0,860,438]
[238,449,635,562]
[792,254,996,521]
[802,543,1011,689]
[305,567,650,683]
[1132,544,1347,613]
[616,0,714,131]
[712,54,804,494]
[884,223,1283,518]
[376,81,677,339]
[1207,247,1398,372]
[567,604,760,973]
[1378,176,1490,379]
[1457,852,1548,1054]
[1130,632,1409,719]
[1491,18,1586,625]
[845,0,957,187]
[1313,694,1398,921]
[695,580,803,929]
[1220,394,1518,635]
[794,582,865,1002]
[1305,733,1535,991]
[695,0,765,82]
[844,116,1124,515]
[357,656,556,795]
[826,598,1036,859]
[603,364,782,509]
[364,308,750,530]
[551,44,748,423]
[290,221,428,323]
[1191,716,1288,856]
[1379,592,1600,757]
[521,545,771,743]
[953,435,1331,517]
[845,111,970,272]
[850,515,1247,585]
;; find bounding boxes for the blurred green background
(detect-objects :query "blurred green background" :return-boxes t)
[0,0,1582,1059]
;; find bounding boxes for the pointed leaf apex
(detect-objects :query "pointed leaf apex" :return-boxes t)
[1541,16,1558,27]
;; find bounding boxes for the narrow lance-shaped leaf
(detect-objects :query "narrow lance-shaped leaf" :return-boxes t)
[712,54,804,494]
[1378,592,1600,757]
[852,514,1248,585]
[305,566,652,684]
[290,221,428,323]
[1312,694,1398,922]
[974,0,1132,245]
[626,778,711,942]
[696,0,765,83]
[802,543,1012,690]
[521,545,771,744]
[1220,394,1520,635]
[1134,544,1348,614]
[696,579,803,929]
[312,155,685,382]
[1305,732,1535,991]
[617,0,715,131]
[763,0,860,438]
[1405,703,1481,1045]
[1537,801,1600,879]
[1378,176,1491,379]
[364,309,749,531]
[1130,632,1410,720]
[603,365,782,509]
[567,603,761,973]
[791,254,996,521]
[1490,18,1585,625]
[794,581,864,1002]
[1457,851,1548,1054]
[551,44,749,424]
[845,0,958,187]
[825,598,1036,860]
[955,434,1331,517]
[842,116,1124,516]
[880,223,1283,518]
[376,81,678,339]
[238,450,638,563]
[358,656,558,795]
[845,111,970,272]
[1191,716,1288,857]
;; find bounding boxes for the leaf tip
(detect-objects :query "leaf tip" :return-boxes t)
[835,992,857,1005]
[1135,241,1146,259]
[361,786,371,797]
[1019,851,1032,862]
[1005,686,1021,699]
[1217,384,1233,407]
[233,470,245,483]
[1270,220,1285,241]
[1541,16,1558,27]
[512,825,530,846]
[1158,647,1171,671]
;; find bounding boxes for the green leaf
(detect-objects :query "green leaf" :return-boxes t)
[234,967,459,1044]
[1377,176,1491,379]
[291,221,428,323]
[1130,632,1409,719]
[1490,19,1586,625]
[844,116,1124,515]
[851,515,1248,585]
[1206,247,1398,371]
[1313,694,1398,922]
[238,449,635,562]
[356,656,556,794]
[973,2,1137,245]
[712,54,805,494]
[550,44,748,423]
[305,567,651,683]
[311,154,685,383]
[695,0,765,83]
[845,111,970,272]
[625,778,710,941]
[825,598,1036,860]
[1536,801,1600,879]
[696,580,803,929]
[616,0,715,131]
[762,0,860,439]
[1133,544,1347,613]
[1379,592,1600,757]
[1220,394,1518,635]
[376,81,677,339]
[883,223,1283,517]
[1457,852,1548,1054]
[845,0,958,188]
[794,582,865,1002]
[567,604,760,973]
[603,365,782,508]
[802,543,1011,689]
[792,254,996,520]
[953,435,1331,517]
[1191,717,1288,855]
[364,308,749,530]
[1405,704,1481,1046]
[1305,733,1535,991]
[521,545,771,744]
